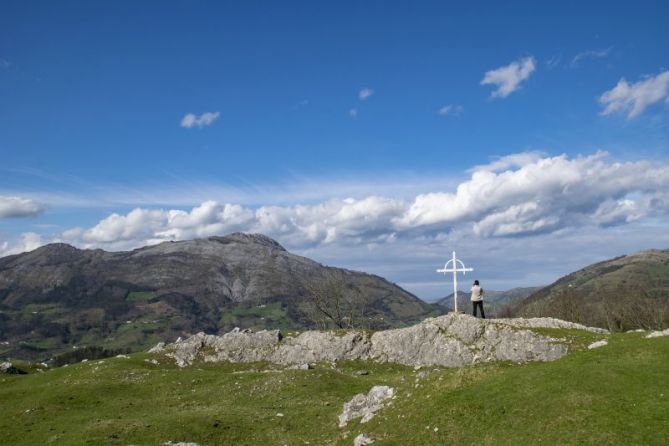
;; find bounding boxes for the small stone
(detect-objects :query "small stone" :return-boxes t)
[353,433,374,446]
[587,340,608,349]
[276,413,284,417]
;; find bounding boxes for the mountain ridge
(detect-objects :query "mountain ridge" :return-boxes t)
[0,233,437,361]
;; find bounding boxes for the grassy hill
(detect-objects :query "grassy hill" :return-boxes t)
[515,249,669,331]
[2,329,668,445]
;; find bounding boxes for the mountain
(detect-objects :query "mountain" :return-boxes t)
[514,248,669,330]
[0,233,437,361]
[434,287,541,316]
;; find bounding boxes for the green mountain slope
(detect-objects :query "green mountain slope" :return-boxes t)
[2,330,667,445]
[435,287,541,316]
[515,249,669,330]
[0,233,437,361]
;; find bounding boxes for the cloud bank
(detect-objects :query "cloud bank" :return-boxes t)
[39,152,667,252]
[481,57,536,98]
[599,70,669,118]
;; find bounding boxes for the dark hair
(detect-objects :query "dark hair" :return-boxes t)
[474,280,479,286]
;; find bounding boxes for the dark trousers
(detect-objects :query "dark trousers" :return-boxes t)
[472,301,485,318]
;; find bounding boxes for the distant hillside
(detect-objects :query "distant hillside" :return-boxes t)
[435,287,540,316]
[0,233,438,361]
[514,249,669,330]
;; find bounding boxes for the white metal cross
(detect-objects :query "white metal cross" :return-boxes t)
[436,251,473,313]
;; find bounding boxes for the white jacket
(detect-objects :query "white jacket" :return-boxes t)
[470,285,483,302]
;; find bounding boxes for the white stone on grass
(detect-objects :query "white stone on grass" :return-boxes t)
[646,329,669,338]
[354,433,374,446]
[339,385,394,427]
[587,340,608,349]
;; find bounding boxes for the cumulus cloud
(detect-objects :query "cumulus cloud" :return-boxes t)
[481,57,536,98]
[599,70,669,118]
[0,196,44,218]
[180,111,221,128]
[570,47,612,67]
[0,232,42,257]
[399,152,669,236]
[358,88,374,101]
[437,105,463,116]
[41,152,667,252]
[349,108,358,118]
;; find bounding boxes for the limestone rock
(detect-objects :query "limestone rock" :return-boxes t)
[492,317,610,334]
[338,385,394,427]
[587,340,608,349]
[149,342,165,353]
[354,433,375,446]
[157,313,599,368]
[646,329,669,338]
[0,361,26,374]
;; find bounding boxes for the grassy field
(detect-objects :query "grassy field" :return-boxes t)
[1,331,668,445]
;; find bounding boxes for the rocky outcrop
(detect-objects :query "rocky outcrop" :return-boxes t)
[0,361,26,374]
[156,314,600,368]
[338,386,395,427]
[646,328,669,338]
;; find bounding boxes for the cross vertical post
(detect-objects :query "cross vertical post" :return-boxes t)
[436,251,473,313]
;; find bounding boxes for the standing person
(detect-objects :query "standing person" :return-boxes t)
[471,280,485,318]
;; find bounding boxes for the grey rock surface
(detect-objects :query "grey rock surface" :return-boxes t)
[156,313,597,368]
[353,433,375,446]
[646,328,669,338]
[339,385,395,427]
[0,361,25,374]
[587,340,608,349]
[491,317,610,334]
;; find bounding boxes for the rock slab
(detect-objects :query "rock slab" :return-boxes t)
[155,314,607,368]
[339,385,394,427]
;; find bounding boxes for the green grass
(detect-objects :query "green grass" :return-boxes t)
[126,291,158,301]
[220,302,294,330]
[1,332,667,445]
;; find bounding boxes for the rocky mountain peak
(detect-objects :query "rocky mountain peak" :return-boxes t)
[208,232,287,251]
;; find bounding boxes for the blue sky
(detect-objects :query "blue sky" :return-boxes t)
[2,1,669,299]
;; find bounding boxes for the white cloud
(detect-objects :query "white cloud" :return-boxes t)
[0,196,44,218]
[349,108,358,118]
[437,105,463,116]
[358,88,374,101]
[180,111,221,128]
[599,70,669,118]
[481,57,536,98]
[399,152,669,236]
[0,232,42,257]
[570,47,612,67]
[35,151,666,252]
[470,151,545,172]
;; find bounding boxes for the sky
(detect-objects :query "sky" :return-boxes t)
[1,1,669,299]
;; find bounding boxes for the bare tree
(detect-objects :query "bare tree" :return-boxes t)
[303,270,369,329]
